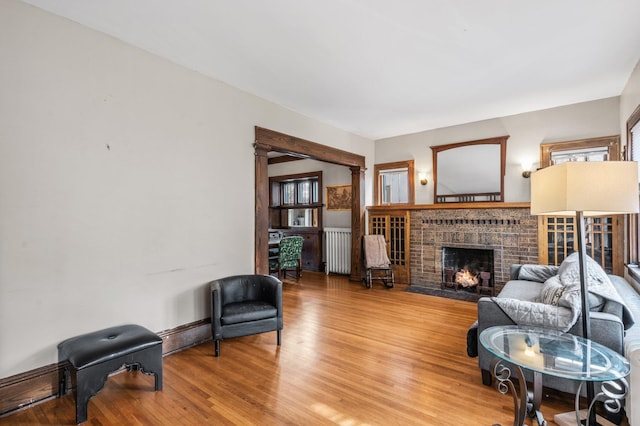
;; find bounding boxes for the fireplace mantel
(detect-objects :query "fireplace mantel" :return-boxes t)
[368,202,530,212]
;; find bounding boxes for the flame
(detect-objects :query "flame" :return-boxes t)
[455,269,479,287]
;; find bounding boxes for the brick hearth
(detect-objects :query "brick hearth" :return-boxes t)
[410,206,537,294]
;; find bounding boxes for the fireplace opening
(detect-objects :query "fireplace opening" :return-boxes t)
[442,247,494,294]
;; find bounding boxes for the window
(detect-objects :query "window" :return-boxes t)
[269,171,322,228]
[551,146,610,164]
[282,182,296,205]
[627,105,640,269]
[374,160,415,205]
[278,179,318,206]
[539,135,624,275]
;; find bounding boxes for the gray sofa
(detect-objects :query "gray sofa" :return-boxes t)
[469,263,640,424]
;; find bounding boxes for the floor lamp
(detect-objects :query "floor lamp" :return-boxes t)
[530,161,638,426]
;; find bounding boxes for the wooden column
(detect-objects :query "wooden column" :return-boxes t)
[350,166,365,281]
[254,143,270,275]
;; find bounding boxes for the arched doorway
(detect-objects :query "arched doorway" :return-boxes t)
[254,127,365,281]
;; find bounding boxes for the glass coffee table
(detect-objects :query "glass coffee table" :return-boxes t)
[479,325,629,426]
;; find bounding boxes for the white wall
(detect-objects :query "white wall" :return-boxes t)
[0,0,374,378]
[375,97,621,204]
[620,59,640,138]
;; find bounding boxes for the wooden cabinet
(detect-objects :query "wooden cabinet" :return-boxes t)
[367,209,410,284]
[281,229,323,272]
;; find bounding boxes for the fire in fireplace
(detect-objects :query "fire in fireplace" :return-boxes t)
[441,247,494,293]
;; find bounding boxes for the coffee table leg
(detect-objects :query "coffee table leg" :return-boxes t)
[574,378,628,426]
[529,371,546,425]
[490,358,548,426]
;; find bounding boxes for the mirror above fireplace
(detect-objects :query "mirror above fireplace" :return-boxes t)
[431,135,508,203]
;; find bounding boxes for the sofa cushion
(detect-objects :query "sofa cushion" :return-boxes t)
[497,279,543,302]
[222,301,277,325]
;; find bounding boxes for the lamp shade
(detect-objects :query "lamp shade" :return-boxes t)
[530,161,639,216]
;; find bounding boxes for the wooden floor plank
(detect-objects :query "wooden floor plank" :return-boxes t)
[1,272,608,425]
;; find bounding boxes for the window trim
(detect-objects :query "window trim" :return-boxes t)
[373,160,415,206]
[540,135,621,166]
[626,104,640,268]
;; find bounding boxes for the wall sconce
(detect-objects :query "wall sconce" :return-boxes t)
[418,172,428,186]
[521,162,532,178]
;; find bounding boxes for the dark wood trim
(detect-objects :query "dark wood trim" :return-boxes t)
[0,320,212,417]
[269,170,322,184]
[0,363,61,417]
[255,127,365,168]
[158,319,212,355]
[255,127,366,279]
[430,136,508,203]
[351,166,365,280]
[255,144,271,275]
[268,154,305,165]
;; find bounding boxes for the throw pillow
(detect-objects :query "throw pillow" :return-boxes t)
[540,277,565,306]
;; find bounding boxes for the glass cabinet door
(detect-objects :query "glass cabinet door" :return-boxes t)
[539,215,617,274]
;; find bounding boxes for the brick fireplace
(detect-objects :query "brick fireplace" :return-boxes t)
[410,205,537,294]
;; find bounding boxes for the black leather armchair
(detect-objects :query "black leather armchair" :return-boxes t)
[210,274,283,357]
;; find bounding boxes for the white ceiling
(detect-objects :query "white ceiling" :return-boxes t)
[21,0,640,140]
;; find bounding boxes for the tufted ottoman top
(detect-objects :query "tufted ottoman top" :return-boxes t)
[58,324,162,370]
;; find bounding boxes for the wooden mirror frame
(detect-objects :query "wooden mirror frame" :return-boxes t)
[430,136,508,203]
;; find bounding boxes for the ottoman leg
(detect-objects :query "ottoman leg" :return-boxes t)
[138,344,163,391]
[75,368,108,424]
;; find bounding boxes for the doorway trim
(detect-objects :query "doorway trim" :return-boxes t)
[254,126,365,281]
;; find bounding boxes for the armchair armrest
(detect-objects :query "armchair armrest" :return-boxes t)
[262,276,283,331]
[257,275,283,315]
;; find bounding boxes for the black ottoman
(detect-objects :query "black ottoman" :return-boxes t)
[58,324,163,424]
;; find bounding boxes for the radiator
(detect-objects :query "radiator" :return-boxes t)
[325,227,352,274]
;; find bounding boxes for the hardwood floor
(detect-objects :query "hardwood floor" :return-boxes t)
[3,272,586,425]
